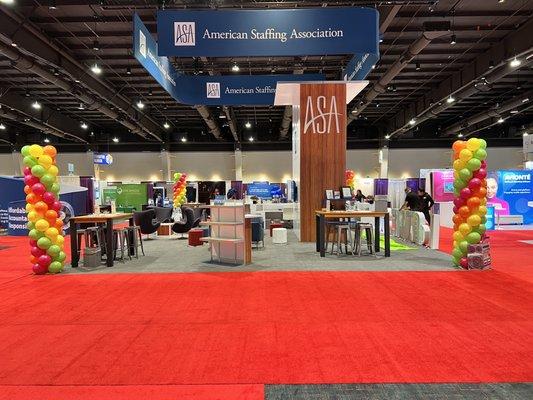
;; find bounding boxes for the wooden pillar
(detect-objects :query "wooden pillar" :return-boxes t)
[298,83,347,242]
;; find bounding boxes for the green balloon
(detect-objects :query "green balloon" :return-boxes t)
[454,187,460,197]
[31,164,46,178]
[473,148,487,161]
[466,232,481,244]
[466,158,482,171]
[48,261,63,274]
[459,240,469,253]
[21,145,31,157]
[478,138,487,149]
[453,179,466,190]
[51,183,60,194]
[27,221,35,230]
[41,174,55,186]
[451,257,459,266]
[37,236,52,250]
[481,215,487,224]
[47,244,61,257]
[459,168,472,181]
[23,156,37,168]
[28,229,43,240]
[452,247,463,260]
[57,251,66,262]
[477,224,487,235]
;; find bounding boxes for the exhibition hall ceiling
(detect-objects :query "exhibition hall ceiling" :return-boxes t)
[0,0,532,152]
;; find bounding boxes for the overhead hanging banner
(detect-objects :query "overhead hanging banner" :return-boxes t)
[133,14,324,105]
[156,8,379,58]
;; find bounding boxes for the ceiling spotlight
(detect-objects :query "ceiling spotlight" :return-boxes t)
[93,40,100,51]
[245,121,252,129]
[509,57,521,68]
[248,137,254,142]
[523,132,529,137]
[80,122,88,129]
[25,90,30,97]
[136,100,145,109]
[0,123,5,130]
[498,0,505,3]
[371,65,376,69]
[489,60,495,69]
[148,89,153,96]
[409,119,416,126]
[43,137,50,143]
[0,0,15,5]
[457,133,464,138]
[91,63,102,75]
[447,95,455,104]
[385,135,390,140]
[112,137,119,143]
[53,68,60,76]
[497,117,504,123]
[510,110,519,114]
[31,101,41,110]
[163,122,170,129]
[90,131,94,136]
[48,0,57,10]
[392,85,397,92]
[415,61,421,71]
[78,102,85,110]
[231,63,240,72]
[126,66,132,75]
[379,38,383,43]
[450,34,456,45]
[181,137,187,142]
[522,97,529,103]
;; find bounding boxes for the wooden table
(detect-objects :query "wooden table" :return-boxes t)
[315,210,390,257]
[70,213,134,268]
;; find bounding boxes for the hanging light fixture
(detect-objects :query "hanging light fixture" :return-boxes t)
[112,137,119,143]
[136,99,145,109]
[245,121,252,129]
[91,63,102,75]
[450,34,456,45]
[163,122,170,129]
[231,63,240,72]
[0,123,6,130]
[31,100,41,110]
[447,95,455,104]
[80,122,88,129]
[126,66,132,75]
[509,57,521,68]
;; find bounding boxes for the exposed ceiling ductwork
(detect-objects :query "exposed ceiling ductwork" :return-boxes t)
[193,105,223,140]
[279,69,303,139]
[223,106,239,142]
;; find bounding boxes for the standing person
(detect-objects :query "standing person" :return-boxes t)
[400,187,420,212]
[418,187,434,224]
[354,189,366,202]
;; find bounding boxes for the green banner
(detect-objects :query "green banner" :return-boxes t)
[115,184,147,212]
[102,188,117,204]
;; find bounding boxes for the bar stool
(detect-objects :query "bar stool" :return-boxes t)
[113,228,129,262]
[331,224,353,256]
[354,222,374,256]
[325,220,344,253]
[125,225,144,258]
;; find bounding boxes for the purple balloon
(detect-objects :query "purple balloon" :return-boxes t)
[31,246,46,258]
[42,192,56,204]
[460,187,472,200]
[38,254,52,267]
[468,178,481,191]
[32,263,47,275]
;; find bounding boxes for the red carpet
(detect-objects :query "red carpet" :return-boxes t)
[0,228,532,396]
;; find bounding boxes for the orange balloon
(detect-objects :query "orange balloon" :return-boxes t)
[481,179,487,188]
[467,197,481,209]
[43,145,57,158]
[477,187,487,197]
[458,206,470,218]
[55,219,63,230]
[34,201,48,214]
[26,193,39,204]
[452,140,466,154]
[30,255,38,264]
[453,223,459,231]
[24,185,31,195]
[45,210,58,220]
[452,214,464,225]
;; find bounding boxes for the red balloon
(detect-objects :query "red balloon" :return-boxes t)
[23,166,32,176]
[31,246,46,258]
[24,175,39,186]
[38,254,52,267]
[51,201,62,212]
[468,178,481,191]
[32,183,46,196]
[460,257,469,269]
[32,263,47,275]
[42,192,56,204]
[453,198,465,208]
[460,187,472,200]
[474,168,487,180]
[480,160,487,169]
[29,239,37,247]
[452,206,458,214]
[26,193,40,204]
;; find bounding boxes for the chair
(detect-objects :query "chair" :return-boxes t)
[153,206,173,223]
[354,222,374,256]
[133,209,160,238]
[171,207,196,237]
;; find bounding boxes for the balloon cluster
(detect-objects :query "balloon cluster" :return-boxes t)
[173,172,188,207]
[21,144,66,275]
[345,170,355,192]
[451,138,488,269]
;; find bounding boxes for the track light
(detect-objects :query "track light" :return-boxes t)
[0,123,5,130]
[409,119,416,126]
[148,89,153,96]
[31,101,41,110]
[447,95,455,104]
[126,66,132,75]
[91,63,102,75]
[136,100,145,109]
[78,103,85,110]
[497,117,504,123]
[450,34,456,45]
[43,137,50,143]
[48,0,57,9]
[415,61,421,71]
[457,133,463,138]
[231,63,240,72]
[245,121,252,129]
[80,122,88,129]
[163,122,170,129]
[112,137,119,143]
[93,40,100,51]
[385,135,390,140]
[181,137,187,142]
[489,60,495,69]
[509,57,521,68]
[248,137,254,142]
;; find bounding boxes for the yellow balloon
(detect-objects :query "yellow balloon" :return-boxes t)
[38,155,53,169]
[466,138,480,152]
[27,211,42,223]
[48,165,59,176]
[55,235,65,246]
[45,227,59,240]
[25,203,34,213]
[452,231,464,242]
[453,240,458,248]
[35,219,50,232]
[480,198,487,206]
[28,144,44,158]
[478,205,487,216]
[459,223,472,236]
[453,171,459,180]
[459,148,473,162]
[467,214,481,226]
[453,159,465,171]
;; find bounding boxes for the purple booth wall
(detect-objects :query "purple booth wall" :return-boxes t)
[374,179,388,195]
[79,177,94,214]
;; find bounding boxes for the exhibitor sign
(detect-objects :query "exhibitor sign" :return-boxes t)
[156,8,379,58]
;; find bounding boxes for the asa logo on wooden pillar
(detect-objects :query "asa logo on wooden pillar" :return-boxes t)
[299,83,347,242]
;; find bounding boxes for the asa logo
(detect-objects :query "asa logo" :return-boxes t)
[174,22,196,46]
[206,82,221,98]
[303,95,341,134]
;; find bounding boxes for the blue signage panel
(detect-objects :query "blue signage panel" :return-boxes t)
[247,182,281,199]
[343,52,380,81]
[492,170,533,224]
[93,153,113,165]
[134,14,325,105]
[156,8,379,58]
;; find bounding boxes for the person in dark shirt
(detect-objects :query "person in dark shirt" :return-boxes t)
[418,187,435,224]
[354,189,366,202]
[400,187,421,212]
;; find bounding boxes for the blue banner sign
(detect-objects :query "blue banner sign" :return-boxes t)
[247,182,281,199]
[134,14,324,105]
[93,153,113,165]
[491,170,533,224]
[156,8,379,58]
[343,52,380,81]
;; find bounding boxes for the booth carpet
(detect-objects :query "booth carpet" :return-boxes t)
[0,228,532,399]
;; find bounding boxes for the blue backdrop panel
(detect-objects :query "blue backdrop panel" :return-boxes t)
[156,8,379,58]
[0,176,25,229]
[495,170,533,224]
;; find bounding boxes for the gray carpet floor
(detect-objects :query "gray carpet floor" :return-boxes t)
[65,230,453,274]
[265,383,533,400]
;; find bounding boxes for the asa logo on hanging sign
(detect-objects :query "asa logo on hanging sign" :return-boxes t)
[174,22,196,46]
[303,95,341,134]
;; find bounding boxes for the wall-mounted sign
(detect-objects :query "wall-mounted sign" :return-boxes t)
[302,94,342,134]
[156,8,379,58]
[93,153,113,165]
[133,14,324,105]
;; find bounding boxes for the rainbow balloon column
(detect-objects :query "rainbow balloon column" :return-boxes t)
[21,144,66,275]
[173,172,188,207]
[345,170,355,192]
[451,138,488,269]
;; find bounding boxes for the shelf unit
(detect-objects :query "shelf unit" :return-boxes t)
[200,205,251,265]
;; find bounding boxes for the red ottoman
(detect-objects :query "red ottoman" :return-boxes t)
[269,222,284,237]
[188,228,204,246]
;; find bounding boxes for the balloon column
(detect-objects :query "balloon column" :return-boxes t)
[173,172,188,207]
[345,170,355,192]
[451,138,488,269]
[21,144,66,275]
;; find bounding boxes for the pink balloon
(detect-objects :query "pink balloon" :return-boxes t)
[23,167,32,176]
[32,263,47,275]
[460,257,469,269]
[460,187,472,200]
[474,168,487,180]
[468,178,481,191]
[24,175,39,186]
[42,192,56,204]
[31,246,46,258]
[51,201,62,212]
[453,198,465,208]
[32,183,46,196]
[38,254,52,267]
